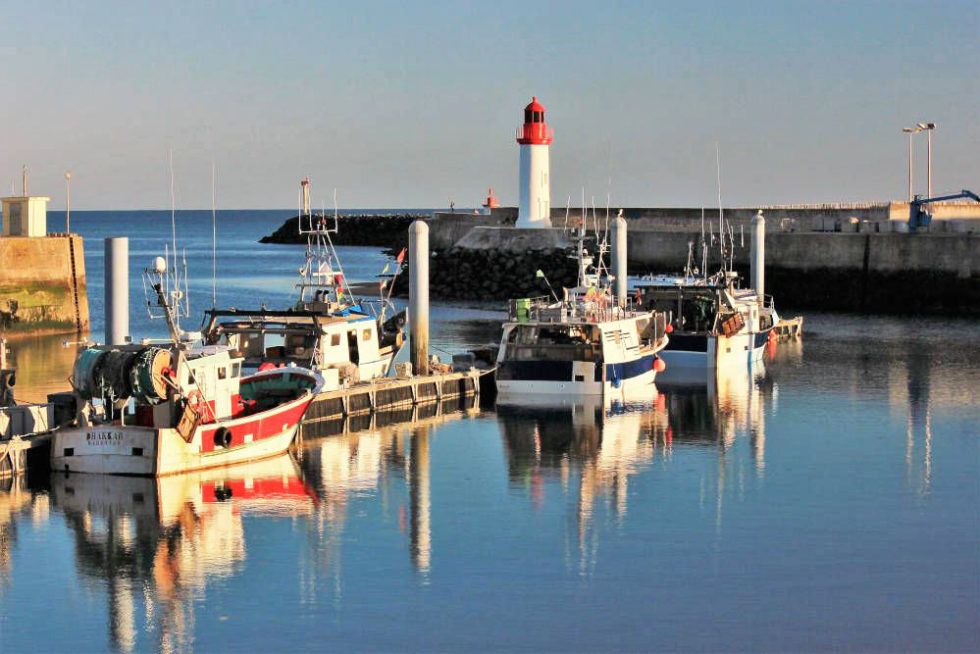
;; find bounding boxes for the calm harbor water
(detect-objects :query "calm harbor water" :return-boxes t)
[1,212,978,651]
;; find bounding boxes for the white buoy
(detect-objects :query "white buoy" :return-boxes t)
[105,237,130,345]
[751,210,765,304]
[409,221,429,376]
[611,215,628,306]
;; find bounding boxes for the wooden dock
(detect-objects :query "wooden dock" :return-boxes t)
[0,433,51,479]
[296,392,478,443]
[774,316,804,340]
[0,369,487,479]
[302,368,485,423]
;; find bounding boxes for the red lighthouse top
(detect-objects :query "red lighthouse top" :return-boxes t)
[517,96,554,145]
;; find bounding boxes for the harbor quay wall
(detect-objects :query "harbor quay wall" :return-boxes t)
[425,202,980,247]
[627,231,978,314]
[0,235,89,336]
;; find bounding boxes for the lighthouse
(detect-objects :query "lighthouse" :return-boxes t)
[515,97,553,228]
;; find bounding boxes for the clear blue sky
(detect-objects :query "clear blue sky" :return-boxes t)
[1,1,976,209]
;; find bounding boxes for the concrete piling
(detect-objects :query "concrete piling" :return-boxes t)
[409,221,429,376]
[104,237,129,345]
[751,211,765,303]
[612,216,628,306]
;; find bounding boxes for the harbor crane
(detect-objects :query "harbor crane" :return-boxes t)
[908,189,979,232]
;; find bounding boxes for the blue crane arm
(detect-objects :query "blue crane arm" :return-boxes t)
[912,190,980,206]
[908,189,979,231]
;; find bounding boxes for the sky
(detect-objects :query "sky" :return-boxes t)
[0,0,977,210]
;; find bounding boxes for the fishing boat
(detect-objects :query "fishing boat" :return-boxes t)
[51,257,323,476]
[633,222,778,384]
[202,178,405,391]
[495,214,670,396]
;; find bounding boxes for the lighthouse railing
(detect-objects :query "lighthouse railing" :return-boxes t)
[516,125,555,142]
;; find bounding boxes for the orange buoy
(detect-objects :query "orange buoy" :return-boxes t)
[666,323,674,334]
[654,357,667,373]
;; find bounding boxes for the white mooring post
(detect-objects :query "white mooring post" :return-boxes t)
[104,237,130,346]
[751,210,765,304]
[409,221,429,376]
[612,215,628,306]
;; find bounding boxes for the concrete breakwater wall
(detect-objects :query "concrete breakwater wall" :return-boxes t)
[260,213,427,248]
[391,229,978,315]
[0,235,89,335]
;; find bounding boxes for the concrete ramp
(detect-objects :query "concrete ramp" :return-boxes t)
[453,226,571,251]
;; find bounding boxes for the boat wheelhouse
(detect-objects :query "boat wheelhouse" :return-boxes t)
[202,178,405,391]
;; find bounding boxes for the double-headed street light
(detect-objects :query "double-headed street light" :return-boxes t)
[902,126,922,202]
[917,122,937,198]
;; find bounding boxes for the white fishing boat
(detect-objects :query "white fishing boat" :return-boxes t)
[634,219,778,384]
[495,216,669,397]
[202,178,405,390]
[51,257,323,476]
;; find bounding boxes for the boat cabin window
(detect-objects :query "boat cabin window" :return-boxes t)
[231,363,240,378]
[362,329,372,341]
[330,333,341,347]
[217,367,227,380]
[505,324,600,362]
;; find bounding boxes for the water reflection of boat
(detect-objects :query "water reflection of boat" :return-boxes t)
[497,390,670,569]
[497,360,772,567]
[48,455,313,652]
[0,476,38,588]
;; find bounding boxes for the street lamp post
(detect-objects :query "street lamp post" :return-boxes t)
[64,171,72,233]
[902,126,923,202]
[917,123,936,198]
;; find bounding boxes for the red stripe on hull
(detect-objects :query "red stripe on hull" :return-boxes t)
[199,396,312,453]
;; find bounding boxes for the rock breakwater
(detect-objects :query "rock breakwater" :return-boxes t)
[392,247,579,301]
[260,213,426,248]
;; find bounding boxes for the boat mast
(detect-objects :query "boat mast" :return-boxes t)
[715,143,726,277]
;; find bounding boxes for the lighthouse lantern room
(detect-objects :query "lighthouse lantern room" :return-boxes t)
[515,97,553,229]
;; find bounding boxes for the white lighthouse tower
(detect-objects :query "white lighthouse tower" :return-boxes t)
[515,97,553,228]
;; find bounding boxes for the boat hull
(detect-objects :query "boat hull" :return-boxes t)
[496,354,660,397]
[51,391,313,477]
[658,329,770,383]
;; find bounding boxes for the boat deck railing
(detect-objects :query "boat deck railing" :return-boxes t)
[508,296,649,324]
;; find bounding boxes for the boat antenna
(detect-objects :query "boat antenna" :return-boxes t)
[169,148,178,281]
[563,195,571,234]
[210,161,217,308]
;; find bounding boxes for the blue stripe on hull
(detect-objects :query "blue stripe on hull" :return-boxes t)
[604,353,658,383]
